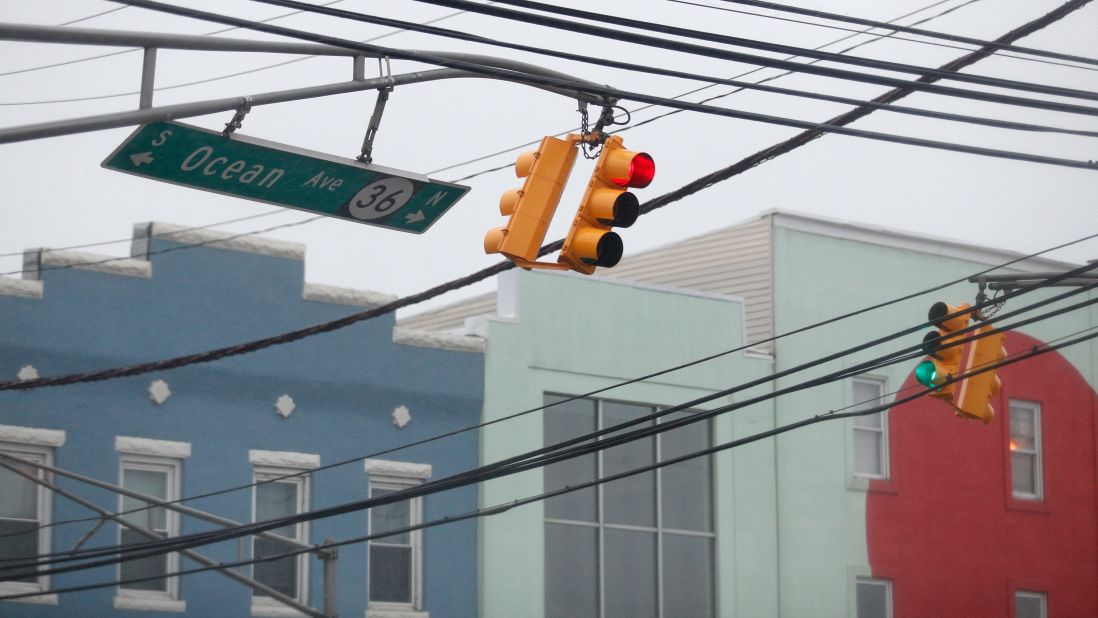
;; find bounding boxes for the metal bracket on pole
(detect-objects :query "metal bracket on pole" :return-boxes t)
[139,47,157,109]
[222,96,253,137]
[357,58,394,164]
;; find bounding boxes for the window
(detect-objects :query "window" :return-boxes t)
[1009,401,1042,500]
[0,444,54,599]
[114,436,189,612]
[1015,590,1046,618]
[855,577,892,618]
[543,395,715,618]
[249,450,316,615]
[364,459,431,617]
[852,378,888,479]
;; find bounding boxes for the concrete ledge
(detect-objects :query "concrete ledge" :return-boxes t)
[392,328,485,353]
[0,277,43,299]
[303,283,397,308]
[23,248,151,281]
[132,221,305,261]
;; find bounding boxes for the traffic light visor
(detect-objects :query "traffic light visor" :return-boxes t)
[915,360,938,389]
[605,151,655,188]
[928,302,970,332]
[569,228,624,267]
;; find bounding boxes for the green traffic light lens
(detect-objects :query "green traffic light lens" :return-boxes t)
[915,360,938,389]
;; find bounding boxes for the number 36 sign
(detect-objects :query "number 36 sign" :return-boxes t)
[103,121,470,234]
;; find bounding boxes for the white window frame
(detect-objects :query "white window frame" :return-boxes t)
[851,377,889,481]
[364,459,431,618]
[1014,589,1047,618]
[0,441,57,605]
[114,436,188,613]
[854,576,893,618]
[1008,400,1043,501]
[249,450,317,618]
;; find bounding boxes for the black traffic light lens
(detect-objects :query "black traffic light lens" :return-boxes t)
[592,232,624,267]
[922,331,941,355]
[612,193,639,228]
[928,301,948,327]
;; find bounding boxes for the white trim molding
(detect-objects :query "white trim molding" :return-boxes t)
[0,277,43,299]
[366,609,429,618]
[23,248,151,281]
[0,424,66,447]
[249,449,320,469]
[303,282,397,308]
[392,328,485,353]
[114,436,191,459]
[364,459,432,479]
[133,222,304,261]
[113,595,187,613]
[253,604,310,617]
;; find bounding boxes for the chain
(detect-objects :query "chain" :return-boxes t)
[578,100,627,159]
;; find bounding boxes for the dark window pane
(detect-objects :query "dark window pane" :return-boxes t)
[0,519,39,583]
[256,481,299,538]
[254,538,297,598]
[1015,592,1045,618]
[370,488,412,544]
[120,528,168,591]
[121,469,168,530]
[604,528,657,618]
[0,462,38,520]
[369,545,412,603]
[856,581,888,618]
[661,412,712,532]
[545,523,598,618]
[662,534,714,618]
[602,402,656,527]
[544,395,598,522]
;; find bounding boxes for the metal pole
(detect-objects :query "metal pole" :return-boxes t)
[321,539,338,618]
[0,458,325,618]
[0,452,311,552]
[139,47,157,109]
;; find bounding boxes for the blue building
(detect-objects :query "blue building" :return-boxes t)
[0,222,484,617]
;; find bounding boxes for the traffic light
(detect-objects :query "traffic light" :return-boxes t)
[558,135,654,275]
[915,302,972,401]
[484,135,579,268]
[951,324,1006,424]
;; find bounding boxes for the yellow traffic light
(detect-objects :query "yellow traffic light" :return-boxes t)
[558,135,654,275]
[915,302,972,401]
[485,135,579,267]
[952,325,1006,424]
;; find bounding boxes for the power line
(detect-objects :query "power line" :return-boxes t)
[8,226,1094,545]
[249,0,1098,138]
[2,0,1093,394]
[3,305,1096,589]
[57,6,129,26]
[406,0,1098,102]
[707,0,1098,67]
[668,0,1098,73]
[5,260,1097,567]
[434,0,980,179]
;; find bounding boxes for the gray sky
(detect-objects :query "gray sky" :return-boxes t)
[1,0,1095,317]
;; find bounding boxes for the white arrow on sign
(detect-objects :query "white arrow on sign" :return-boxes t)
[405,210,425,224]
[130,152,154,166]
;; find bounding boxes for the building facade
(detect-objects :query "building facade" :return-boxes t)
[0,223,485,617]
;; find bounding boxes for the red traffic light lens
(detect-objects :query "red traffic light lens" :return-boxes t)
[611,153,655,188]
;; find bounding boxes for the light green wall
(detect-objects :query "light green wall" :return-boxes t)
[770,224,1098,617]
[478,269,776,618]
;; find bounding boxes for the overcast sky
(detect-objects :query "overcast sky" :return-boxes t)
[1,0,1095,317]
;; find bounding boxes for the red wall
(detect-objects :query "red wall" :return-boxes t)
[866,331,1098,617]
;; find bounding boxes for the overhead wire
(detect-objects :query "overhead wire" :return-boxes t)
[406,0,1098,102]
[246,0,1098,138]
[7,225,1094,545]
[706,0,1098,67]
[3,0,1094,394]
[56,6,130,26]
[4,259,1097,572]
[3,292,1097,589]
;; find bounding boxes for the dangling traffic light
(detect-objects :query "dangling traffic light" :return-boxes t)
[558,135,654,274]
[484,135,579,267]
[952,325,1006,424]
[915,302,972,401]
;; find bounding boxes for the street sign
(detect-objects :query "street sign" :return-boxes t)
[102,121,469,234]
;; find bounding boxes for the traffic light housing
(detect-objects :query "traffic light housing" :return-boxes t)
[484,135,579,268]
[952,324,1006,424]
[558,135,654,274]
[915,302,971,401]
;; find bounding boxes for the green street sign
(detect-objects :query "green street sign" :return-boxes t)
[102,121,469,234]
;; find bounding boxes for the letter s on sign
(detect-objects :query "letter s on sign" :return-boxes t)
[347,178,414,221]
[152,130,172,147]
